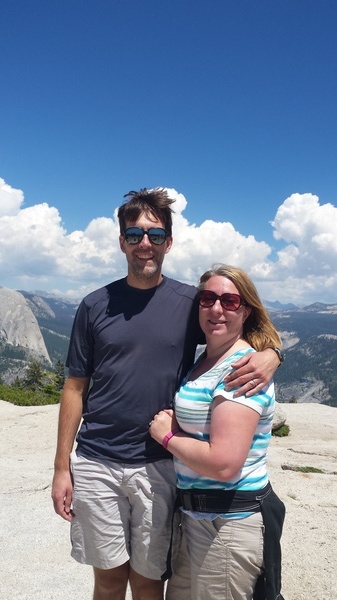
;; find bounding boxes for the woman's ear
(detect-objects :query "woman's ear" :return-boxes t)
[243,306,252,322]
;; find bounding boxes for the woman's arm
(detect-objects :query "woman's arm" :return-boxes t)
[149,399,260,481]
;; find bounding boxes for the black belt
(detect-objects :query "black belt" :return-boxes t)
[161,482,272,581]
[178,482,272,514]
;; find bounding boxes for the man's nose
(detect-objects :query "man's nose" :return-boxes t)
[138,233,152,247]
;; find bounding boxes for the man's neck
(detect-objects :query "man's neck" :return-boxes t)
[126,273,164,290]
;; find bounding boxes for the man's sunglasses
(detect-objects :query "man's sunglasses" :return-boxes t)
[198,290,248,311]
[123,227,168,245]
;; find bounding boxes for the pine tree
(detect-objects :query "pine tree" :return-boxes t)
[24,360,44,390]
[54,359,65,390]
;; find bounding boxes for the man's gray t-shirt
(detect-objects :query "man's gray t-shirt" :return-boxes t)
[66,276,202,462]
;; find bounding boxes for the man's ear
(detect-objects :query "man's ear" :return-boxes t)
[119,235,126,254]
[165,236,173,254]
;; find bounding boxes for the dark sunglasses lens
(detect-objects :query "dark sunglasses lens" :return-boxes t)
[199,291,217,307]
[147,228,167,245]
[199,291,242,311]
[221,294,242,310]
[124,227,167,245]
[124,228,143,244]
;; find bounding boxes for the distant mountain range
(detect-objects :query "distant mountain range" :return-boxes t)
[1,287,336,407]
[268,302,337,407]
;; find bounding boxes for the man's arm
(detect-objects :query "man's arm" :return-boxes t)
[51,376,90,522]
[224,348,281,397]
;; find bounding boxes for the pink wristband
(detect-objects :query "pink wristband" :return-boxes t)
[162,428,179,450]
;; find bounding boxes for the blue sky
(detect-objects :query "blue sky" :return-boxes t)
[1,0,337,305]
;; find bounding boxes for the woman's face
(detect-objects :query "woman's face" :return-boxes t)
[199,275,251,343]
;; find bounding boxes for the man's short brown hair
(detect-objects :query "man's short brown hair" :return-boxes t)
[118,188,175,236]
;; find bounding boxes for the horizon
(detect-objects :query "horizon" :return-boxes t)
[1,281,337,312]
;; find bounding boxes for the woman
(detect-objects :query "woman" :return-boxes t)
[149,264,285,600]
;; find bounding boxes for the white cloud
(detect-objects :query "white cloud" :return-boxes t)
[265,193,337,303]
[0,179,336,305]
[271,193,337,246]
[158,188,272,286]
[0,178,24,216]
[0,180,121,289]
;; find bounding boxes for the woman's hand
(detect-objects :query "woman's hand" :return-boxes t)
[149,409,176,445]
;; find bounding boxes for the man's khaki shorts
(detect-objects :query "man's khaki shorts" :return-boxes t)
[70,452,176,579]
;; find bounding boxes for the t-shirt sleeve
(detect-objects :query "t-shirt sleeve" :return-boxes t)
[213,382,273,416]
[66,300,94,377]
[211,351,273,416]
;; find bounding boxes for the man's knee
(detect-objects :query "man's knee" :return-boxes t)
[129,567,164,600]
[93,563,129,600]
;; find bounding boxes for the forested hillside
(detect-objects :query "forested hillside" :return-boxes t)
[1,290,337,407]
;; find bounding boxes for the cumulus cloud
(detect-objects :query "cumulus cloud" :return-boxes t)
[0,178,336,305]
[0,179,121,292]
[0,178,24,216]
[154,188,272,285]
[266,193,337,303]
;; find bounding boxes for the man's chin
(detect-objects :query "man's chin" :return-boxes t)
[134,265,159,279]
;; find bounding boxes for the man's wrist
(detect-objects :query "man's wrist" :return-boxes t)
[162,428,179,449]
[266,346,284,366]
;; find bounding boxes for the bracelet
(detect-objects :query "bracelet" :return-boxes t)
[162,428,179,450]
[266,346,285,365]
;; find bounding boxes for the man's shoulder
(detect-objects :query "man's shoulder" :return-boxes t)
[163,276,197,300]
[81,279,125,307]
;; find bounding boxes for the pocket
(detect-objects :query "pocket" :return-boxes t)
[70,450,79,474]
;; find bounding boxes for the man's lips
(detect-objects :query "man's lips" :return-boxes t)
[134,253,154,260]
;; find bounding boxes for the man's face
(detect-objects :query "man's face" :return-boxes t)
[119,213,173,288]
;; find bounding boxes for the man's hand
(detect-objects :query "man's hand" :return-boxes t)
[51,376,88,521]
[224,348,280,397]
[51,469,74,522]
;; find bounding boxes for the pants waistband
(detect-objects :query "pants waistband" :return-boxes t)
[177,482,271,514]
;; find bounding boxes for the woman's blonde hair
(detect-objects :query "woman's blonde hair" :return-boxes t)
[198,264,281,351]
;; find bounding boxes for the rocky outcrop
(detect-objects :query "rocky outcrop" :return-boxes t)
[272,401,287,430]
[0,287,51,363]
[1,402,336,599]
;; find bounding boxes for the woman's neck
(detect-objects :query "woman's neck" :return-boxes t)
[204,337,251,365]
[189,337,251,381]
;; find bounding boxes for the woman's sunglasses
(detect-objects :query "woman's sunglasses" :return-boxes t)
[123,227,168,245]
[198,290,248,311]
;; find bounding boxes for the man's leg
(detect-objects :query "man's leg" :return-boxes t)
[127,460,176,585]
[93,563,129,600]
[129,566,164,600]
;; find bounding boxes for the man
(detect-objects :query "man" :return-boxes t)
[52,188,281,600]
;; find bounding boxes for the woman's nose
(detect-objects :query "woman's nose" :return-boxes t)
[210,298,223,311]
